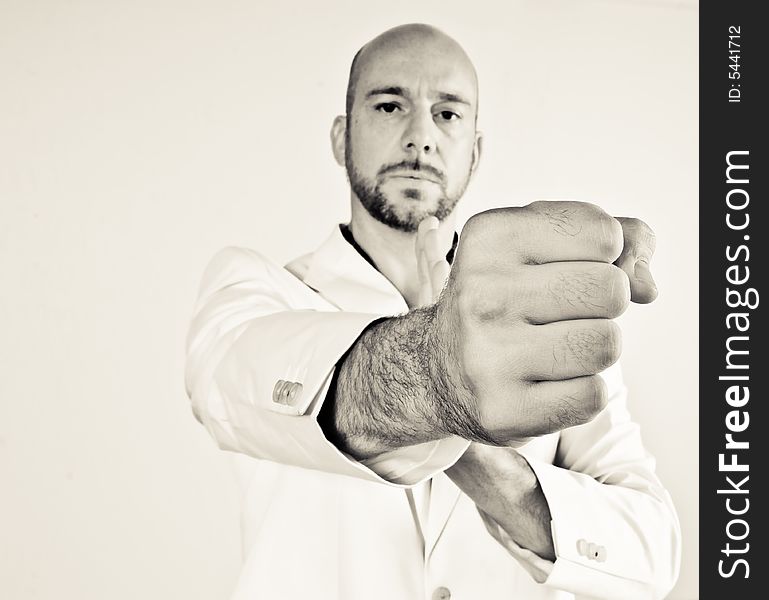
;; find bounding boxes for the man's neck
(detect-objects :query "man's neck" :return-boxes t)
[349,197,457,308]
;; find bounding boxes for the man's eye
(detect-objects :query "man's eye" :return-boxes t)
[375,103,400,114]
[437,110,460,121]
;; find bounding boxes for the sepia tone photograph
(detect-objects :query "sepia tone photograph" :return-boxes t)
[1,1,697,598]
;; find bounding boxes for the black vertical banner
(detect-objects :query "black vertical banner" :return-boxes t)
[700,1,766,598]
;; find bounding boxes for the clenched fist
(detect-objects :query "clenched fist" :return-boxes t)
[427,201,630,444]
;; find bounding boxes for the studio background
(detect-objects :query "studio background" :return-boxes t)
[0,1,698,598]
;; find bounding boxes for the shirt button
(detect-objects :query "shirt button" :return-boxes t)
[432,586,451,600]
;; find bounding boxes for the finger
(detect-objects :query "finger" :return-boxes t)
[417,252,432,306]
[416,219,429,282]
[519,319,622,381]
[615,217,658,304]
[632,259,658,303]
[463,201,623,265]
[418,215,439,238]
[423,224,450,299]
[515,262,630,323]
[430,259,451,299]
[416,217,439,306]
[520,375,609,435]
[422,220,441,261]
[416,245,433,307]
[617,252,658,304]
[416,221,431,286]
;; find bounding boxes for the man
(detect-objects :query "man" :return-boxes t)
[185,24,680,599]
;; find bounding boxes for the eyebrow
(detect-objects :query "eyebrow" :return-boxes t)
[365,86,471,106]
[366,86,406,98]
[437,92,471,106]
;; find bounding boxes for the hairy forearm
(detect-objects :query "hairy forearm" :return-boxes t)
[331,307,438,457]
[446,443,555,560]
[324,305,487,459]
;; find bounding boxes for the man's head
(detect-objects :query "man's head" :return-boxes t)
[331,24,482,232]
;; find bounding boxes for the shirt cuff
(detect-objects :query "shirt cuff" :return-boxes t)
[361,436,471,485]
[525,457,652,598]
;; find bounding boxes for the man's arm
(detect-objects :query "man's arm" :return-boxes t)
[321,201,630,460]
[320,305,489,458]
[447,443,555,558]
[187,202,632,486]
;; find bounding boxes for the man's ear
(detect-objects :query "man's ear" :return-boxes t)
[470,131,483,177]
[330,115,346,167]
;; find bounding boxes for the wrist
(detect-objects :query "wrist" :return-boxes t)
[450,445,542,521]
[338,309,446,457]
[428,300,495,444]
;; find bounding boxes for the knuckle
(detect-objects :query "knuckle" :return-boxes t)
[525,200,550,212]
[557,200,607,221]
[528,200,585,239]
[620,217,657,256]
[646,228,657,252]
[460,213,498,252]
[455,275,505,322]
[546,377,608,430]
[545,270,597,313]
[604,264,631,315]
[459,209,524,264]
[464,207,523,234]
[580,375,609,417]
[546,398,583,430]
[638,221,657,254]
[564,321,622,372]
[622,216,642,229]
[462,211,488,236]
[599,215,624,262]
[547,265,630,317]
[600,320,623,367]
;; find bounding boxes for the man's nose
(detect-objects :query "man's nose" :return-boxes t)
[402,110,436,155]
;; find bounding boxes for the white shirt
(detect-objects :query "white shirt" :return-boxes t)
[185,225,681,599]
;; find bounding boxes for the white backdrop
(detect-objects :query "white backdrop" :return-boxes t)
[0,1,698,598]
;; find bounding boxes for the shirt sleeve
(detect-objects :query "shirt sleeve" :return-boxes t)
[514,364,682,599]
[184,247,469,486]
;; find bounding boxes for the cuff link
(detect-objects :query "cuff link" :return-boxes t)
[576,538,607,563]
[272,380,303,406]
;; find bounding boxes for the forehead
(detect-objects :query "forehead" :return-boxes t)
[354,40,478,106]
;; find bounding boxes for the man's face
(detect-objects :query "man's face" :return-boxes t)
[344,37,480,232]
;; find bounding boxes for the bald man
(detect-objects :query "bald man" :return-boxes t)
[186,24,680,600]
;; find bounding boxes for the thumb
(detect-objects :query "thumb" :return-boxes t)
[615,217,658,304]
[632,258,657,303]
[416,217,441,306]
[421,217,450,301]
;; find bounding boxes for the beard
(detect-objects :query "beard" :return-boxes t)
[345,133,470,232]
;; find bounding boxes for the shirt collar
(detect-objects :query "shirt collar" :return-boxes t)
[338,223,459,270]
[301,226,409,315]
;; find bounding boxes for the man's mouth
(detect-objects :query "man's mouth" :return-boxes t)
[387,171,440,184]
